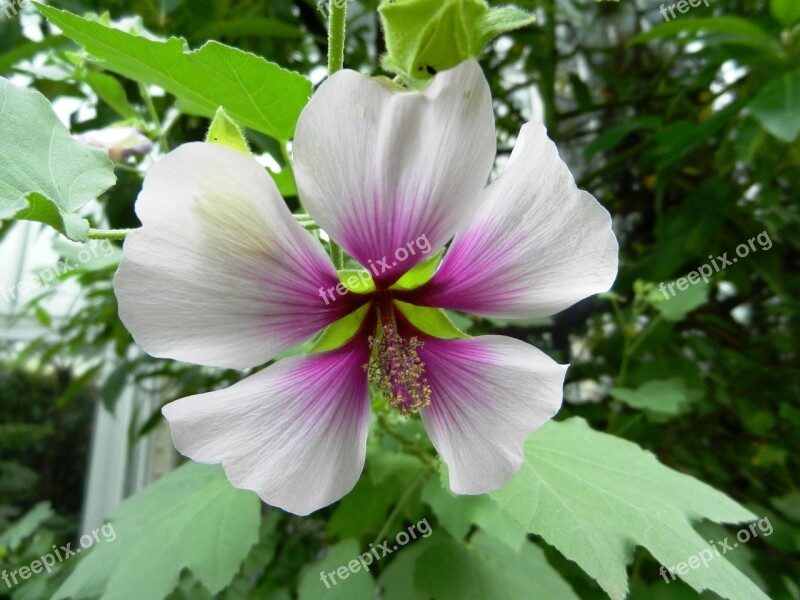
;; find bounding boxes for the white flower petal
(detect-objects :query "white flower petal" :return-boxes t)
[411,122,618,319]
[74,126,153,160]
[162,337,372,516]
[293,60,496,285]
[418,335,567,494]
[115,142,358,369]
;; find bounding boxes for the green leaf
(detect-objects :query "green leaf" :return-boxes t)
[653,102,743,169]
[101,363,128,413]
[421,468,526,550]
[0,35,68,75]
[394,301,469,339]
[57,364,101,409]
[584,116,661,159]
[377,538,432,600]
[748,70,800,142]
[268,166,297,197]
[648,279,710,321]
[770,0,800,26]
[297,540,376,600]
[475,5,536,45]
[327,449,426,540]
[53,463,261,600]
[489,418,769,600]
[0,502,53,550]
[0,78,115,242]
[379,0,535,82]
[309,304,370,354]
[205,106,250,154]
[610,378,700,416]
[36,4,311,140]
[81,71,139,119]
[414,532,580,600]
[391,248,444,290]
[628,17,777,53]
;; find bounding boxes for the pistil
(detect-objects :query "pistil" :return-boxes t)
[365,298,432,415]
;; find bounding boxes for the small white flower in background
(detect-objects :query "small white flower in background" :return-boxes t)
[74,126,153,162]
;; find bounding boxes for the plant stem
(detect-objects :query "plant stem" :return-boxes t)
[377,413,436,468]
[329,242,344,269]
[87,228,133,241]
[138,82,169,153]
[372,470,427,546]
[279,139,292,169]
[327,0,347,75]
[325,0,347,268]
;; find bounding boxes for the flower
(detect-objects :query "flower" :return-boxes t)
[114,60,618,516]
[74,126,153,162]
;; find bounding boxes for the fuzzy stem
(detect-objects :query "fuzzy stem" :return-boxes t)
[327,0,347,75]
[87,228,133,241]
[326,0,348,268]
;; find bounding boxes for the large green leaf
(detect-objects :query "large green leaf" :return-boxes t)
[327,449,426,540]
[413,532,580,600]
[37,5,311,140]
[489,418,769,600]
[297,540,376,600]
[53,463,261,600]
[0,77,116,241]
[748,70,800,142]
[378,539,431,600]
[421,470,526,550]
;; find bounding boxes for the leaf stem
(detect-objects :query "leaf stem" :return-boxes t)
[87,228,133,241]
[372,470,428,547]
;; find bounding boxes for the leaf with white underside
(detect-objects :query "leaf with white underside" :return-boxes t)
[53,463,261,600]
[0,77,115,241]
[37,4,311,141]
[489,417,769,600]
